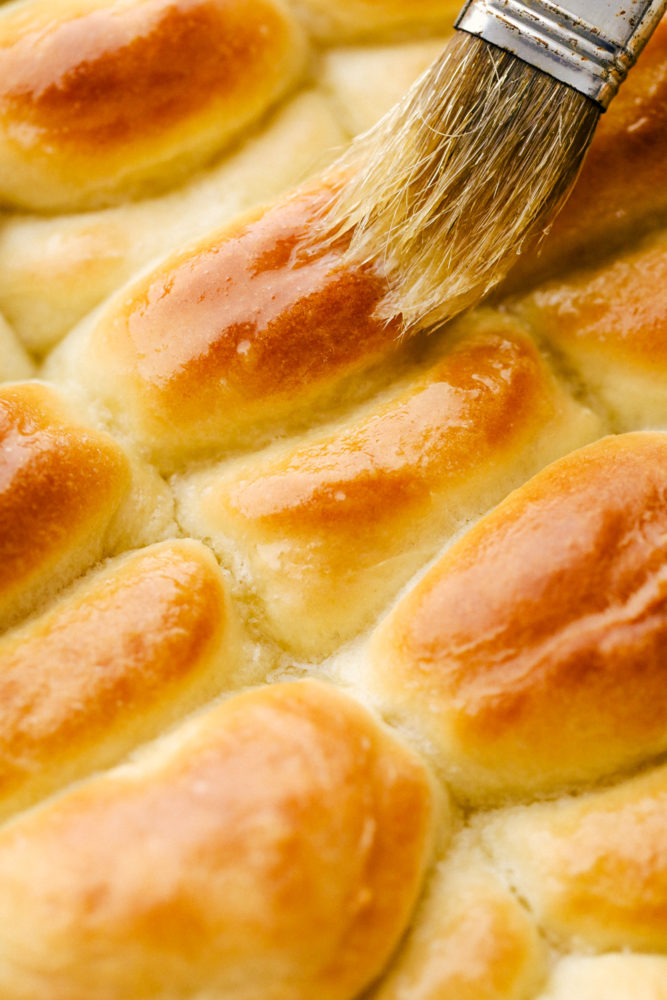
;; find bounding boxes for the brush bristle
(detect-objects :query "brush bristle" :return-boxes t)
[319,32,600,333]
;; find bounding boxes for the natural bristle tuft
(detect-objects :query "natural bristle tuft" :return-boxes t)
[319,33,600,334]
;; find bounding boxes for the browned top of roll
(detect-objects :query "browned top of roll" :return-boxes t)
[517,230,667,371]
[0,0,305,209]
[0,0,283,148]
[0,540,233,818]
[0,382,130,628]
[0,680,438,1000]
[371,432,667,801]
[88,184,401,462]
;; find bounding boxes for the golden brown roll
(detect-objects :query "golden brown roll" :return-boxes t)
[0,381,131,629]
[0,2,666,996]
[372,838,546,1000]
[0,88,346,355]
[512,227,667,430]
[0,539,236,820]
[483,762,667,953]
[369,433,667,803]
[0,0,306,211]
[0,679,440,1000]
[47,183,407,468]
[175,311,601,656]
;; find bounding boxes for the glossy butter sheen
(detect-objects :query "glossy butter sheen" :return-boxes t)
[372,433,667,800]
[92,185,400,460]
[0,383,130,626]
[0,541,231,816]
[0,0,304,209]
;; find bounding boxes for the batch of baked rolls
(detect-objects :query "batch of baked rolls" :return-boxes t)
[0,0,666,996]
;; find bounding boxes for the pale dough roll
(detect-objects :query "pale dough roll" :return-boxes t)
[0,0,307,211]
[0,381,131,631]
[175,312,601,657]
[291,0,459,41]
[47,184,406,469]
[0,88,346,355]
[537,955,667,1000]
[512,227,667,431]
[502,16,667,292]
[0,680,440,1000]
[369,433,667,803]
[0,310,32,380]
[483,762,667,953]
[0,540,236,821]
[372,839,546,1000]
[319,38,449,135]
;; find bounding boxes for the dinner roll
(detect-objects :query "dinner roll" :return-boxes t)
[0,381,131,629]
[175,311,601,656]
[369,433,667,802]
[0,0,306,211]
[512,227,667,430]
[0,4,665,998]
[0,680,441,1000]
[0,540,236,820]
[47,183,406,468]
[372,839,546,1000]
[483,762,667,953]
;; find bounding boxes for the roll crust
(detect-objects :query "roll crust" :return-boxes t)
[0,0,306,210]
[370,433,667,801]
[484,763,667,953]
[0,540,235,819]
[0,680,439,1000]
[176,313,600,655]
[0,382,131,630]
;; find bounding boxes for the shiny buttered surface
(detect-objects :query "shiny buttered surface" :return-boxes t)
[0,1,666,998]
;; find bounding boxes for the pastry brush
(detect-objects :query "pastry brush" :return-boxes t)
[321,0,666,332]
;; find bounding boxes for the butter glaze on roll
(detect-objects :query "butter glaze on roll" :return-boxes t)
[0,540,236,821]
[0,3,666,996]
[0,0,306,211]
[0,680,441,1000]
[370,433,667,803]
[0,382,131,630]
[175,312,601,656]
[48,184,405,467]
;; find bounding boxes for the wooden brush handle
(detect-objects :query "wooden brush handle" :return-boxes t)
[456,0,667,107]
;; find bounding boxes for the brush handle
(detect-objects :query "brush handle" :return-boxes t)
[455,0,666,108]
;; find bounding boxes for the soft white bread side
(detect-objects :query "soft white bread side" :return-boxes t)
[483,762,667,953]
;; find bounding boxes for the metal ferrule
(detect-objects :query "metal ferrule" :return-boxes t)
[456,0,666,108]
